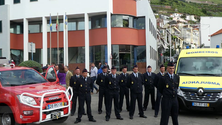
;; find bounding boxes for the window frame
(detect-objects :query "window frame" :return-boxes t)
[14,0,20,4]
[0,0,4,5]
[0,20,2,33]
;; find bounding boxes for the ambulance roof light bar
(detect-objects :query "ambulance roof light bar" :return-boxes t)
[186,46,189,49]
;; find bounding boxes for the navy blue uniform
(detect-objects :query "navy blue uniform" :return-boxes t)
[143,72,156,110]
[119,73,130,112]
[70,75,82,115]
[105,74,122,119]
[76,77,94,121]
[154,72,164,116]
[158,73,179,125]
[96,73,108,113]
[127,73,144,117]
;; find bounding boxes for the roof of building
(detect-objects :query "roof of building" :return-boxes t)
[211,28,222,37]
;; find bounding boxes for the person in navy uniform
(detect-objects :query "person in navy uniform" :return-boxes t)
[154,64,165,117]
[158,62,179,125]
[127,65,147,119]
[105,66,123,121]
[74,69,96,124]
[119,66,130,112]
[70,67,85,116]
[96,66,108,114]
[41,66,48,77]
[143,65,157,111]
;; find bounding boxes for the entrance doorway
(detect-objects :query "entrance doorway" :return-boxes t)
[119,53,131,70]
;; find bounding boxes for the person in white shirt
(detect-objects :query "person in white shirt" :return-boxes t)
[90,63,99,94]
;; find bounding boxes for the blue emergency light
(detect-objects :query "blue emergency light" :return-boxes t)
[186,46,189,49]
[216,45,220,48]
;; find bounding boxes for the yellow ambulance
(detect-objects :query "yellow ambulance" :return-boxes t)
[175,48,222,112]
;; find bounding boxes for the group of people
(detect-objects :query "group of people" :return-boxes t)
[42,62,179,125]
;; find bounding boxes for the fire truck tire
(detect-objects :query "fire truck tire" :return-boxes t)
[0,106,16,125]
[52,116,68,123]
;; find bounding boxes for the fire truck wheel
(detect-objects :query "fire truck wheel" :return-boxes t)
[52,116,68,123]
[0,106,15,125]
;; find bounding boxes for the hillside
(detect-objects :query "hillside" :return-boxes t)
[151,0,222,17]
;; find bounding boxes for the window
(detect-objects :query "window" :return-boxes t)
[0,21,2,33]
[30,0,37,2]
[111,15,123,27]
[77,21,84,30]
[0,0,4,5]
[68,22,76,31]
[29,24,40,33]
[68,47,85,63]
[14,0,20,4]
[91,15,107,29]
[134,17,145,29]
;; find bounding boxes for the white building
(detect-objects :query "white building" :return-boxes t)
[200,17,222,47]
[186,15,197,22]
[0,0,157,72]
[210,29,222,48]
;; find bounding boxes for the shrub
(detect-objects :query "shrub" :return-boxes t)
[18,60,42,73]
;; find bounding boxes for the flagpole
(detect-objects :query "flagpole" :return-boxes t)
[50,13,52,65]
[57,13,59,64]
[65,12,67,66]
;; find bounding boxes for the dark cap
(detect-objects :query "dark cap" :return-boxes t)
[82,69,88,73]
[133,65,138,68]
[167,62,174,66]
[160,64,164,68]
[122,66,127,69]
[102,66,107,69]
[75,67,80,70]
[42,66,48,70]
[147,65,152,68]
[111,66,116,70]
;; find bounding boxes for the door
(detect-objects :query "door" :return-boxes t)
[45,66,59,84]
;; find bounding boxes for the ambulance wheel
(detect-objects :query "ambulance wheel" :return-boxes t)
[0,106,16,125]
[53,116,68,123]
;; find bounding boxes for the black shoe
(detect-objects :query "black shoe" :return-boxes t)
[71,113,74,116]
[119,109,122,112]
[154,115,158,117]
[140,115,147,118]
[83,112,86,115]
[129,116,133,119]
[152,107,155,110]
[98,111,102,114]
[143,107,147,111]
[74,119,81,124]
[117,117,123,120]
[105,116,110,121]
[127,108,130,112]
[89,118,96,122]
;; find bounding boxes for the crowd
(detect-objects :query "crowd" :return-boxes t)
[41,62,179,125]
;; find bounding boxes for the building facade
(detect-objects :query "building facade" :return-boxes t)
[0,0,157,72]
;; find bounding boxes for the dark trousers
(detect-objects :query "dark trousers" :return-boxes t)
[155,90,162,116]
[119,87,130,111]
[160,97,179,125]
[129,92,144,117]
[71,93,78,115]
[91,76,98,92]
[98,88,107,112]
[77,93,93,120]
[106,92,121,118]
[71,93,85,115]
[143,86,155,109]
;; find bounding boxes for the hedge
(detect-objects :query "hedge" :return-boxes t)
[18,60,42,73]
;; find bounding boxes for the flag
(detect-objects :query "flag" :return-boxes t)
[65,14,68,29]
[56,14,59,31]
[50,14,52,31]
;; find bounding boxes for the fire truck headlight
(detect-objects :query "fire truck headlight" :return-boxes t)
[17,95,37,105]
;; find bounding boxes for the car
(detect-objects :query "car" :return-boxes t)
[0,66,73,125]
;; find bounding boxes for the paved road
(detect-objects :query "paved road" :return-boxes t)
[35,90,222,125]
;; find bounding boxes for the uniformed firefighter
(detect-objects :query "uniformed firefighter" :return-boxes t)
[119,66,130,112]
[143,65,156,111]
[96,66,108,114]
[127,65,147,119]
[70,67,85,116]
[158,62,179,125]
[105,66,123,121]
[154,64,165,117]
[74,69,96,124]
